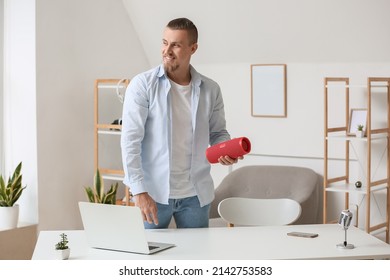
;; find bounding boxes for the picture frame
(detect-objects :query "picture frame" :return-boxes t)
[251,64,287,118]
[348,108,367,136]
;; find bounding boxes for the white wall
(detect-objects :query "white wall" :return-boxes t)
[35,0,149,230]
[123,0,390,65]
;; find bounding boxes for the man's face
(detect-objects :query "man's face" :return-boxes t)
[162,28,197,74]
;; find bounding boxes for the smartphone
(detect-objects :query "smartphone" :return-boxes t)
[287,231,319,238]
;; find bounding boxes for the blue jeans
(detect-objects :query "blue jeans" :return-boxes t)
[144,196,210,229]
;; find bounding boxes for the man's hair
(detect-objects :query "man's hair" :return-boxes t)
[166,17,198,44]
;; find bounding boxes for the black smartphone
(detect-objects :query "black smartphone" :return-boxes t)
[287,231,319,238]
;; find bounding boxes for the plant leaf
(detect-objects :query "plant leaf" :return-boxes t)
[84,187,95,202]
[103,182,118,204]
[94,169,104,201]
[0,162,25,206]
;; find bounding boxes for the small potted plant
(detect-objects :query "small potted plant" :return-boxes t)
[356,124,365,138]
[55,233,70,260]
[0,162,27,230]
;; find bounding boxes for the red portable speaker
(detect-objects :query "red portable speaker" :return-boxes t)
[206,137,251,164]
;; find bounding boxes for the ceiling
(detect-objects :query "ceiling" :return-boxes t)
[122,0,390,66]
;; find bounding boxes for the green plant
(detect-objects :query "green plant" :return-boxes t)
[357,124,364,131]
[84,169,118,204]
[55,233,69,250]
[0,162,26,207]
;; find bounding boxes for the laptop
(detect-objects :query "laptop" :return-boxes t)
[78,201,175,254]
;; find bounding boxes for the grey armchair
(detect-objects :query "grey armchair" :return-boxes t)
[209,165,323,226]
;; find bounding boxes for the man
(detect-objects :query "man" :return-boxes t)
[121,18,241,229]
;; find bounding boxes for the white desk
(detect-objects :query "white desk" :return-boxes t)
[32,224,390,260]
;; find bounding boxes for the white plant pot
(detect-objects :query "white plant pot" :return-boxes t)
[0,204,19,231]
[55,248,70,260]
[356,130,365,138]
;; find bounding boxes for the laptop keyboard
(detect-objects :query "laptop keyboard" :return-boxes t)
[149,245,159,250]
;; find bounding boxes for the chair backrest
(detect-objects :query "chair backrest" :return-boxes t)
[209,165,323,225]
[217,197,302,227]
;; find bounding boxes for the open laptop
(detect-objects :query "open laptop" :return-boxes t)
[78,201,175,254]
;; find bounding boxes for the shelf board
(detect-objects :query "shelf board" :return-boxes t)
[326,134,387,141]
[325,183,387,193]
[97,84,127,89]
[99,168,124,181]
[325,84,389,89]
[101,174,124,181]
[98,130,121,135]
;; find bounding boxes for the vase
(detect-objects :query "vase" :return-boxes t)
[55,248,70,260]
[0,204,19,231]
[356,130,364,138]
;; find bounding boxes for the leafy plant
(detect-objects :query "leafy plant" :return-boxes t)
[0,162,27,207]
[84,169,118,204]
[55,233,69,250]
[357,124,364,131]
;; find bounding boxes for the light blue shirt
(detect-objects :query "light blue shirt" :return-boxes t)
[121,65,230,206]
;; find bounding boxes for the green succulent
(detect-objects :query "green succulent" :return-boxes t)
[84,169,118,204]
[55,233,69,250]
[0,162,26,207]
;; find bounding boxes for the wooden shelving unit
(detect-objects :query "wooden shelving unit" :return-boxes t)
[94,78,133,206]
[324,77,390,243]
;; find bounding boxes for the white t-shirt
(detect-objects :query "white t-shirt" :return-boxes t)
[169,79,196,198]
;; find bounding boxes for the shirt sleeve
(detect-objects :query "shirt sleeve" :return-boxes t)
[208,83,231,146]
[120,75,149,195]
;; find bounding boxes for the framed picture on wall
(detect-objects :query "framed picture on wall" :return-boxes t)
[348,108,367,136]
[251,64,287,117]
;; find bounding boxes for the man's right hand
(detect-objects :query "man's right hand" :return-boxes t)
[134,193,159,225]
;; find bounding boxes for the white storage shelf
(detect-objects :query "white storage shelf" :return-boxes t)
[94,79,132,206]
[323,77,390,243]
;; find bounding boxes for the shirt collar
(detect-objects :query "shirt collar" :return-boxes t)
[157,64,202,87]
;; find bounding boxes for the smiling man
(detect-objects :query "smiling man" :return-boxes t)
[121,18,241,229]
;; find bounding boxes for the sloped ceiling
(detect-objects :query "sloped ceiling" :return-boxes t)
[122,0,390,66]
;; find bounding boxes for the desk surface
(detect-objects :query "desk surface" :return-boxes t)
[32,224,390,260]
